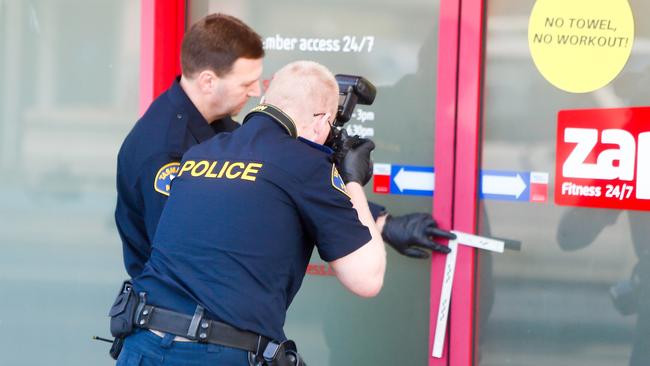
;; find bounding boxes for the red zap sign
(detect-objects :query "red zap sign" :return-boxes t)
[556,107,650,211]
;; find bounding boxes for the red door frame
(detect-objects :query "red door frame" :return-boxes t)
[140,1,486,365]
[139,0,185,115]
[430,0,484,364]
[429,0,461,363]
[448,0,484,364]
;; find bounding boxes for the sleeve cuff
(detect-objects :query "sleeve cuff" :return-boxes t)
[368,201,387,221]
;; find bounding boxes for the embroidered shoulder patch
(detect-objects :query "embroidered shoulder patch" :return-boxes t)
[331,164,350,198]
[154,162,181,196]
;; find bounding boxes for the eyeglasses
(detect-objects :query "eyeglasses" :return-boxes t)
[313,113,334,127]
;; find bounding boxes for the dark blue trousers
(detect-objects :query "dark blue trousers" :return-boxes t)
[117,329,250,366]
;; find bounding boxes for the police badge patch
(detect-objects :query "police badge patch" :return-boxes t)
[331,164,350,198]
[154,162,180,196]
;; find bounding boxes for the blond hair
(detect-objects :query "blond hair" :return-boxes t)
[264,61,339,126]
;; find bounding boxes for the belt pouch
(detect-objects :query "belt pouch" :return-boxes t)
[108,280,139,338]
[263,340,305,366]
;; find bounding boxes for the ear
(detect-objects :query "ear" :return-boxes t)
[196,70,219,94]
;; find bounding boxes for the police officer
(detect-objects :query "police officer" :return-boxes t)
[118,61,386,365]
[115,13,452,280]
[115,14,265,278]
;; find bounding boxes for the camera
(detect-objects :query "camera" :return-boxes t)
[327,74,377,164]
[334,74,376,125]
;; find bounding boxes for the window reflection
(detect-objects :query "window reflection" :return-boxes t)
[478,1,650,365]
[0,1,139,365]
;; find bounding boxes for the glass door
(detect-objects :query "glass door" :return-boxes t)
[0,1,140,365]
[475,1,650,365]
[188,1,449,365]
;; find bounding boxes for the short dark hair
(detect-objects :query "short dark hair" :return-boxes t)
[181,13,264,77]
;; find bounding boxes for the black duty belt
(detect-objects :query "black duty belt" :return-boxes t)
[134,295,270,354]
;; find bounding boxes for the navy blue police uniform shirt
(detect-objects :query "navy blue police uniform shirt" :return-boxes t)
[133,112,372,341]
[115,77,239,278]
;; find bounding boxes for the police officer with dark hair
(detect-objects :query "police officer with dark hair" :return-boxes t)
[115,13,265,278]
[116,61,386,365]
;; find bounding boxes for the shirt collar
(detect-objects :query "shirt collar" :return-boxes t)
[167,77,216,144]
[298,137,334,155]
[245,113,334,155]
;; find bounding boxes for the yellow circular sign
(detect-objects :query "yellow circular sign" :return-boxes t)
[528,0,635,93]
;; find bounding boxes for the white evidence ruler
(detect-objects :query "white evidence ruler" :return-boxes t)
[431,231,505,358]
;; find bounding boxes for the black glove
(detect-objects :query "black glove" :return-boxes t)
[381,213,456,258]
[338,137,375,186]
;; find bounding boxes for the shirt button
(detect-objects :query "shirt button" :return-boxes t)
[176,114,183,119]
